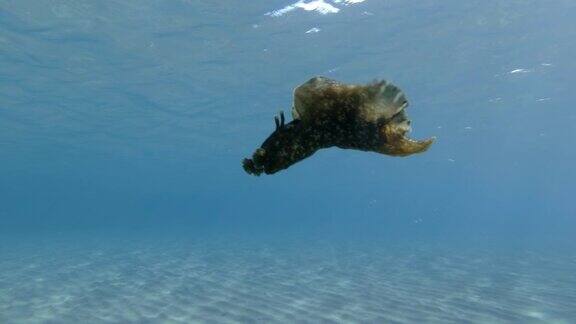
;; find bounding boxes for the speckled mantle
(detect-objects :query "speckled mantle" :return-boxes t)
[243,77,434,175]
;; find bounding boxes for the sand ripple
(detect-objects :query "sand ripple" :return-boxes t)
[1,235,575,323]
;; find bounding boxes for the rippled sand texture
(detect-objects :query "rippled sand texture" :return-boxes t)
[1,236,575,323]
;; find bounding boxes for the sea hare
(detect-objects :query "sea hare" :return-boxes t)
[243,77,434,175]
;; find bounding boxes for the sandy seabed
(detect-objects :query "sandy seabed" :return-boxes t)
[1,234,575,323]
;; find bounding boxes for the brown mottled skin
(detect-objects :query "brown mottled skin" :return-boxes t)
[243,77,434,175]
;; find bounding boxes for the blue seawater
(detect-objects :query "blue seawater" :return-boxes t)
[1,1,575,322]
